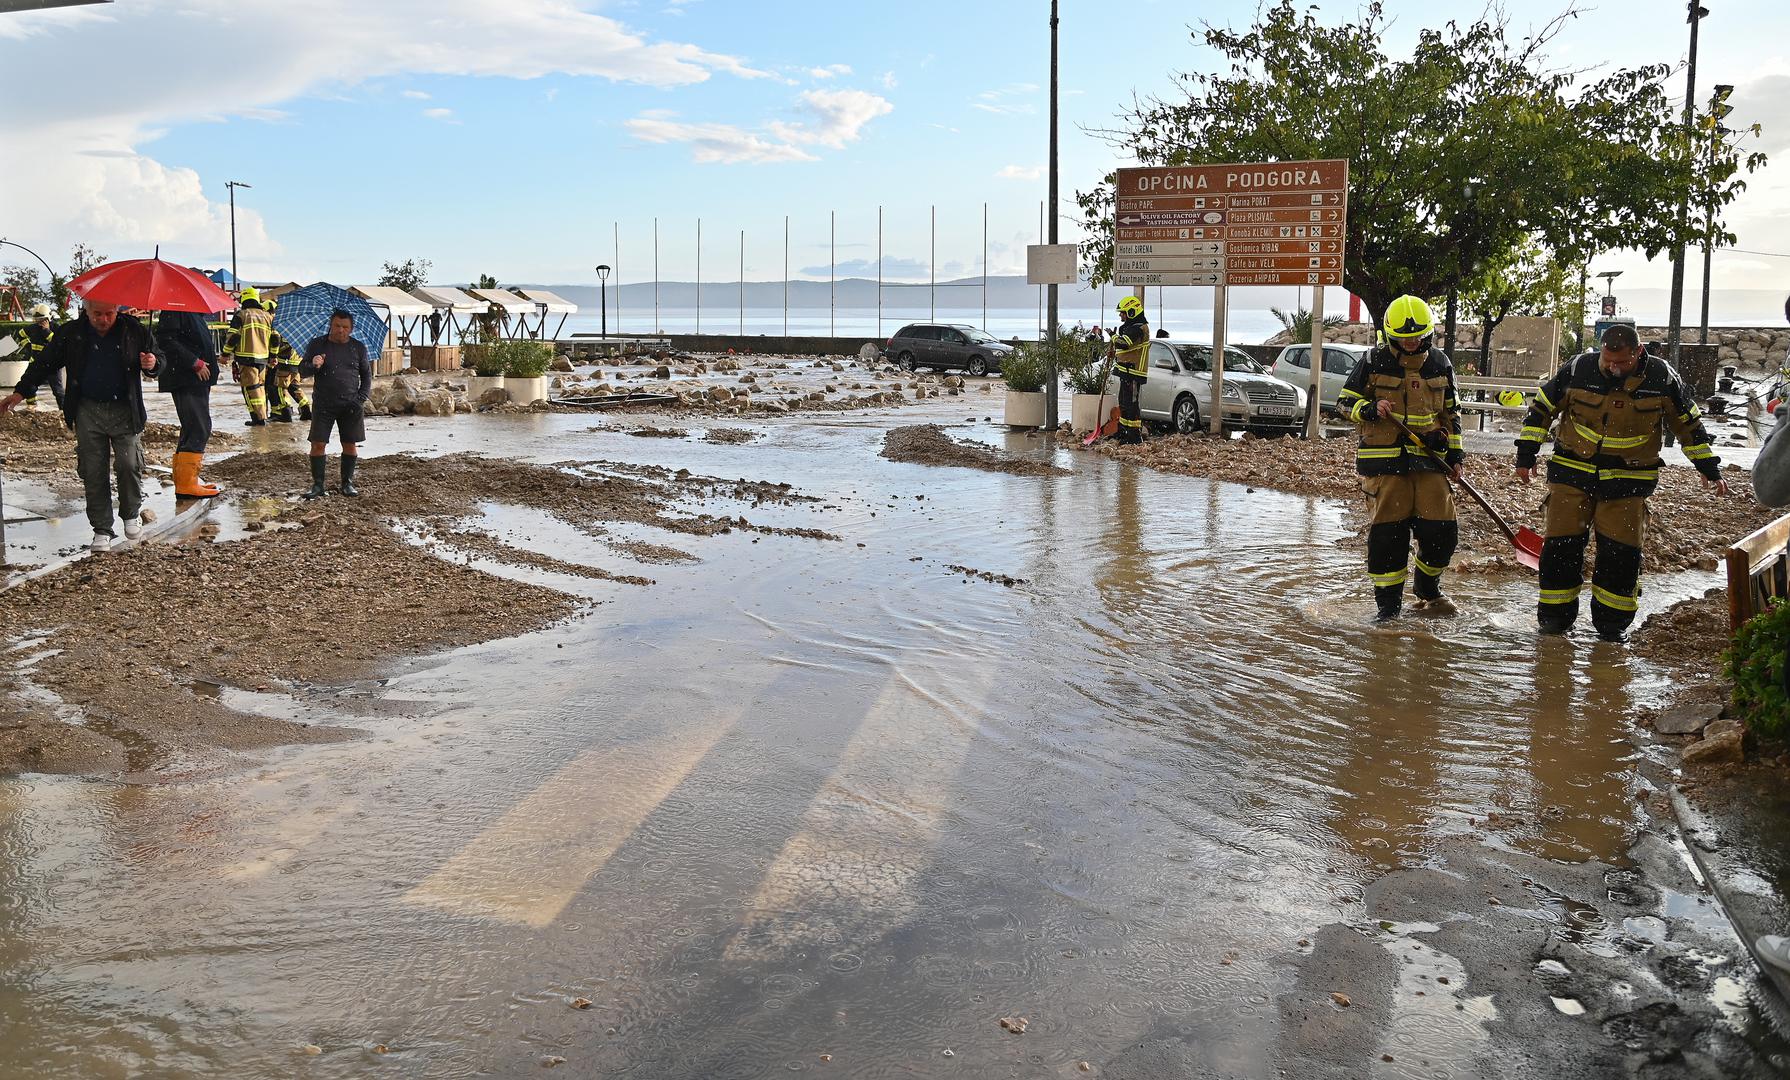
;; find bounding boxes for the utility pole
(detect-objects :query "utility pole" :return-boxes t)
[225,180,251,293]
[1667,0,1709,364]
[1700,83,1735,345]
[1045,0,1061,431]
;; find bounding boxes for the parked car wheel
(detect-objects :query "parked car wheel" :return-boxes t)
[967,356,988,377]
[897,351,916,372]
[1173,394,1200,435]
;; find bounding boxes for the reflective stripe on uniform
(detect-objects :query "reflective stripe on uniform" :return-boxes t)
[1350,399,1370,423]
[1520,426,1549,441]
[1415,559,1446,577]
[1370,568,1408,587]
[1447,435,1463,449]
[1596,430,1652,450]
[1682,443,1715,460]
[1592,585,1639,612]
[1540,585,1582,605]
[1358,447,1403,459]
[1392,411,1435,425]
[1597,468,1658,482]
[1536,388,1556,410]
[1550,455,1596,474]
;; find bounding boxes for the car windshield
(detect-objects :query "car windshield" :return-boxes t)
[957,327,997,343]
[1172,345,1267,374]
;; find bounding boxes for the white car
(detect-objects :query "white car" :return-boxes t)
[1134,338,1308,434]
[1270,342,1372,412]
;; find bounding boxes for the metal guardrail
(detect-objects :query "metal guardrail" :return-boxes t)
[1727,509,1790,631]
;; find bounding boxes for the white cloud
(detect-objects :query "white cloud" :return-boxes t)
[422,107,458,123]
[997,164,1043,181]
[401,89,431,100]
[880,71,898,90]
[974,82,1039,116]
[808,64,852,79]
[624,117,818,164]
[631,89,892,164]
[0,0,773,274]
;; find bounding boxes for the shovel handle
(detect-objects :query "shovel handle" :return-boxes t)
[1385,413,1524,548]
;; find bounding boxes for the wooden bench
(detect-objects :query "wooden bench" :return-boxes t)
[1456,375,1537,429]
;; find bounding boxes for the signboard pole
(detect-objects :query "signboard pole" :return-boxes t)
[1305,286,1324,439]
[1209,285,1228,435]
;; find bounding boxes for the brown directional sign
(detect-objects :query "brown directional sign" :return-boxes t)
[1113,159,1348,286]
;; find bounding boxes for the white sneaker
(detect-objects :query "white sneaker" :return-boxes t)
[90,532,113,553]
[122,516,144,540]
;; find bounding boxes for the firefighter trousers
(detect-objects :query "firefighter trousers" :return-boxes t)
[1117,371,1144,444]
[235,361,268,421]
[1538,484,1645,635]
[1364,470,1457,609]
[270,365,310,416]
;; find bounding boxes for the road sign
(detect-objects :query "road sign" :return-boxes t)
[1113,160,1348,287]
[1113,271,1225,286]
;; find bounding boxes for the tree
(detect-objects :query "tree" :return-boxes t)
[1269,306,1345,343]
[1076,2,1766,328]
[377,257,432,293]
[1,265,50,311]
[471,273,501,341]
[1460,239,1576,375]
[55,243,106,311]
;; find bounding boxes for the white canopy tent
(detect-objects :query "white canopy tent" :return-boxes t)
[470,288,548,339]
[413,286,492,345]
[351,285,437,347]
[518,288,579,339]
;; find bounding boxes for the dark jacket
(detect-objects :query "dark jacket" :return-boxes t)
[156,311,220,393]
[15,312,162,432]
[304,336,372,406]
[1337,344,1463,477]
[1515,350,1719,499]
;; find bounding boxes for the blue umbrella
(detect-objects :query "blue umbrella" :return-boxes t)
[269,282,387,366]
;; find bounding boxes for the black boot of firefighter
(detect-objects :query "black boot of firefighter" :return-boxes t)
[1366,520,1410,621]
[1589,531,1643,643]
[304,455,328,499]
[1411,518,1458,604]
[1537,531,1589,635]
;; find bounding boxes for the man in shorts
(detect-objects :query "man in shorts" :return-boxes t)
[302,309,372,498]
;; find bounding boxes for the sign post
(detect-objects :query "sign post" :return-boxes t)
[1114,160,1349,436]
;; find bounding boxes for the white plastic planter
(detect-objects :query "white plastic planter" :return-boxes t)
[506,376,547,405]
[1004,390,1047,429]
[464,374,506,401]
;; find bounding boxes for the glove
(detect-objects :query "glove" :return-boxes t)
[1422,429,1449,454]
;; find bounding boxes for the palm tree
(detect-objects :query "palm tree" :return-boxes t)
[1270,305,1346,342]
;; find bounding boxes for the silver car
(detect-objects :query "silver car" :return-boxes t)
[1270,342,1372,413]
[1136,338,1308,434]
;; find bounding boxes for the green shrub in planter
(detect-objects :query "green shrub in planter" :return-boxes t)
[1725,599,1790,741]
[500,340,553,379]
[465,344,505,377]
[1001,345,1048,394]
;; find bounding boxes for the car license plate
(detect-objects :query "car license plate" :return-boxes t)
[1257,405,1295,417]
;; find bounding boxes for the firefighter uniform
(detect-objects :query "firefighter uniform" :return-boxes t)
[10,313,63,409]
[1516,348,1721,640]
[1112,296,1149,444]
[223,291,282,425]
[1337,296,1463,620]
[268,339,312,423]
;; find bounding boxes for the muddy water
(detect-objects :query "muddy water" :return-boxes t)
[0,403,1719,1076]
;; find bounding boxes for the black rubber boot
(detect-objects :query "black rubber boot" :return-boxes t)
[297,403,313,421]
[246,416,266,427]
[269,407,292,423]
[1373,584,1403,622]
[340,455,360,497]
[304,455,328,499]
[1593,622,1629,644]
[1537,603,1576,635]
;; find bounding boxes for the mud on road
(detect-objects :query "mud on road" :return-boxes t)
[0,450,835,777]
[883,423,1069,476]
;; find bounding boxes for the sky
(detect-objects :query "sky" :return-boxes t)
[2,0,1788,315]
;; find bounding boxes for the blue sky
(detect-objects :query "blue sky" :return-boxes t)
[2,0,1787,301]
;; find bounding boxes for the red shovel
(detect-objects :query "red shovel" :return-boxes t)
[1082,356,1120,447]
[1387,414,1544,571]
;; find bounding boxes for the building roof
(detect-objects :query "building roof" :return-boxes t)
[469,288,538,313]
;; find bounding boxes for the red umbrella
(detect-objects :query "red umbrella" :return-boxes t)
[66,258,239,313]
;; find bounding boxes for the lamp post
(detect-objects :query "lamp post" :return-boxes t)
[595,264,611,338]
[225,180,251,294]
[1044,0,1061,432]
[1700,84,1735,345]
[1666,1,1709,364]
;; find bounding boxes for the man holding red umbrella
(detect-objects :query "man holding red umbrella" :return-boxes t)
[0,300,162,552]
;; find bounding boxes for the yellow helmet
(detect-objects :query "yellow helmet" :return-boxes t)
[240,286,259,302]
[1117,295,1144,318]
[1383,295,1435,341]
[263,297,277,314]
[1498,389,1525,408]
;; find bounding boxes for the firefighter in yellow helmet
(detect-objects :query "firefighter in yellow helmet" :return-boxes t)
[10,302,63,410]
[261,298,312,423]
[1515,323,1726,642]
[1336,295,1464,621]
[222,286,284,426]
[1110,294,1149,444]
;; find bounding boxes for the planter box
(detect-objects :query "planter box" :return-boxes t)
[464,374,506,402]
[0,359,28,392]
[1070,393,1115,435]
[507,376,547,405]
[1004,390,1047,429]
[410,345,461,372]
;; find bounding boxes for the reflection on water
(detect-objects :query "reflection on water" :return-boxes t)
[0,410,1717,1076]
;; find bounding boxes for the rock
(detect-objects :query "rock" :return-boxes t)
[479,387,512,407]
[807,391,826,401]
[739,373,756,383]
[454,399,472,414]
[1330,992,1352,1007]
[550,356,574,372]
[757,399,788,414]
[591,382,615,394]
[943,375,964,388]
[1653,701,1722,735]
[413,390,456,417]
[707,386,734,403]
[139,507,157,524]
[1682,727,1745,766]
[714,358,740,372]
[382,383,418,414]
[652,365,671,379]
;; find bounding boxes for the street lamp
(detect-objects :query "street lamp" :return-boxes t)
[1666,1,1710,364]
[225,180,251,295]
[595,264,611,338]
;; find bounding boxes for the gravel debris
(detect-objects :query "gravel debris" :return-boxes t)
[882,424,1069,477]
